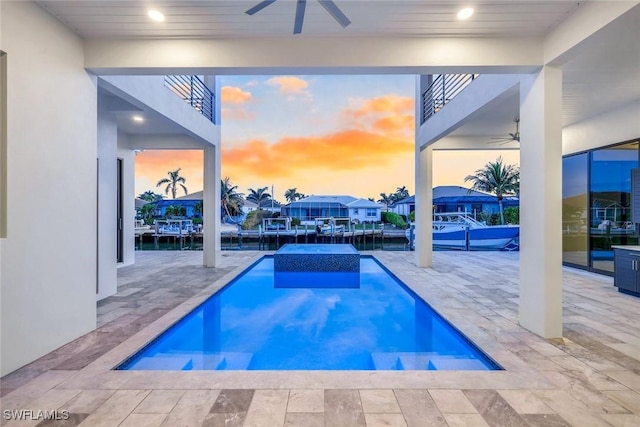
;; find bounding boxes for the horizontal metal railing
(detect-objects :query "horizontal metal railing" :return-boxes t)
[421,74,479,124]
[164,75,215,123]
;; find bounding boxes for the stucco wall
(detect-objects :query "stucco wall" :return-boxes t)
[97,105,118,300]
[0,1,97,375]
[349,208,381,223]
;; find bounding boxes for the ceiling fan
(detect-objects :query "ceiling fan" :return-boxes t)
[245,0,351,34]
[488,118,520,145]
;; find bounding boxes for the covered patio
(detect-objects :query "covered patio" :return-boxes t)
[1,251,639,426]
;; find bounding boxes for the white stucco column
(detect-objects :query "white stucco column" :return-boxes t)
[203,144,221,267]
[415,144,433,267]
[519,65,563,338]
[97,106,118,300]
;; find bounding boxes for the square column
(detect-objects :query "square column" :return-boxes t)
[203,144,221,267]
[415,144,433,267]
[519,66,563,338]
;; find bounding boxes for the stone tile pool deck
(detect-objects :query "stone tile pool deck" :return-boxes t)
[1,250,640,426]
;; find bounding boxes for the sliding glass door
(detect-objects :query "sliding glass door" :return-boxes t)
[563,140,640,274]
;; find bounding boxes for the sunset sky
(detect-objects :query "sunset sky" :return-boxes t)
[135,75,519,201]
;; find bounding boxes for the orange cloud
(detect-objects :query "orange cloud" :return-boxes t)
[221,92,416,194]
[346,94,414,136]
[267,76,309,94]
[222,129,413,180]
[373,115,415,134]
[221,86,254,120]
[221,86,252,104]
[352,95,413,119]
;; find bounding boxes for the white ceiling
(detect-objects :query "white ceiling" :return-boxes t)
[446,5,640,144]
[38,1,639,141]
[38,0,581,39]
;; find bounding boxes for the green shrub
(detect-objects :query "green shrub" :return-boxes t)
[165,205,186,218]
[242,209,275,230]
[504,207,520,224]
[408,211,415,222]
[381,211,408,228]
[291,217,301,227]
[476,211,500,225]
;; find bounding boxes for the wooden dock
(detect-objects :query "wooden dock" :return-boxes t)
[135,223,409,251]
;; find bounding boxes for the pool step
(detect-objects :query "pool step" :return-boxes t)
[191,352,254,370]
[129,352,254,370]
[371,352,490,370]
[131,355,194,370]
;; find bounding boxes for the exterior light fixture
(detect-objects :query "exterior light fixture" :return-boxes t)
[457,7,474,20]
[147,9,165,22]
[132,115,144,122]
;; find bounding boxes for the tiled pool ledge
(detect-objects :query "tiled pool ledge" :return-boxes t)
[54,252,555,391]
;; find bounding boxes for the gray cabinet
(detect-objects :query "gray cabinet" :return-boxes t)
[614,248,640,296]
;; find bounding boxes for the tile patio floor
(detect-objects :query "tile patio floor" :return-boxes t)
[1,250,640,426]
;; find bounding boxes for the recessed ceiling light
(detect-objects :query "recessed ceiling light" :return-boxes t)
[132,115,144,122]
[147,9,165,22]
[457,7,474,20]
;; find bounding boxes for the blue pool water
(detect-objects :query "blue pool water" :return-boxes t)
[118,257,501,371]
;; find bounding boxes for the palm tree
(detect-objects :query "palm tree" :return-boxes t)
[138,190,164,202]
[378,193,395,212]
[247,186,271,208]
[464,156,519,225]
[156,168,188,199]
[394,186,410,201]
[284,188,303,203]
[221,177,244,217]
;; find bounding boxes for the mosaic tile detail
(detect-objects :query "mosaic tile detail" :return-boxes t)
[274,244,360,272]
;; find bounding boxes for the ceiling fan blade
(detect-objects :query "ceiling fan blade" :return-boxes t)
[293,0,307,34]
[245,0,277,16]
[318,0,351,28]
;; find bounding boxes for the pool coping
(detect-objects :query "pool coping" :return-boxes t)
[56,252,556,391]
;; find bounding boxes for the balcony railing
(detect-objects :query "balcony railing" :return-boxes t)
[164,75,215,124]
[421,74,479,124]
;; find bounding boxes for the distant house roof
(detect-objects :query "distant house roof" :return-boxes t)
[392,196,415,206]
[177,191,202,200]
[135,198,149,209]
[285,195,383,209]
[346,198,382,209]
[434,186,493,198]
[392,186,519,207]
[178,191,257,208]
[243,199,258,208]
[288,195,358,206]
[150,199,202,209]
[258,199,282,208]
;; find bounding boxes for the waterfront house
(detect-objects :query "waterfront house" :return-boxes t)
[282,195,382,224]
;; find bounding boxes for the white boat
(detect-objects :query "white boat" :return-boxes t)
[315,217,346,234]
[407,212,519,250]
[154,219,195,236]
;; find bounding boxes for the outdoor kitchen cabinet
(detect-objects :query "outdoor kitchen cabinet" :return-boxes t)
[613,246,640,296]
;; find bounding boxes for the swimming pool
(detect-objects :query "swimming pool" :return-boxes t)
[118,256,501,371]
